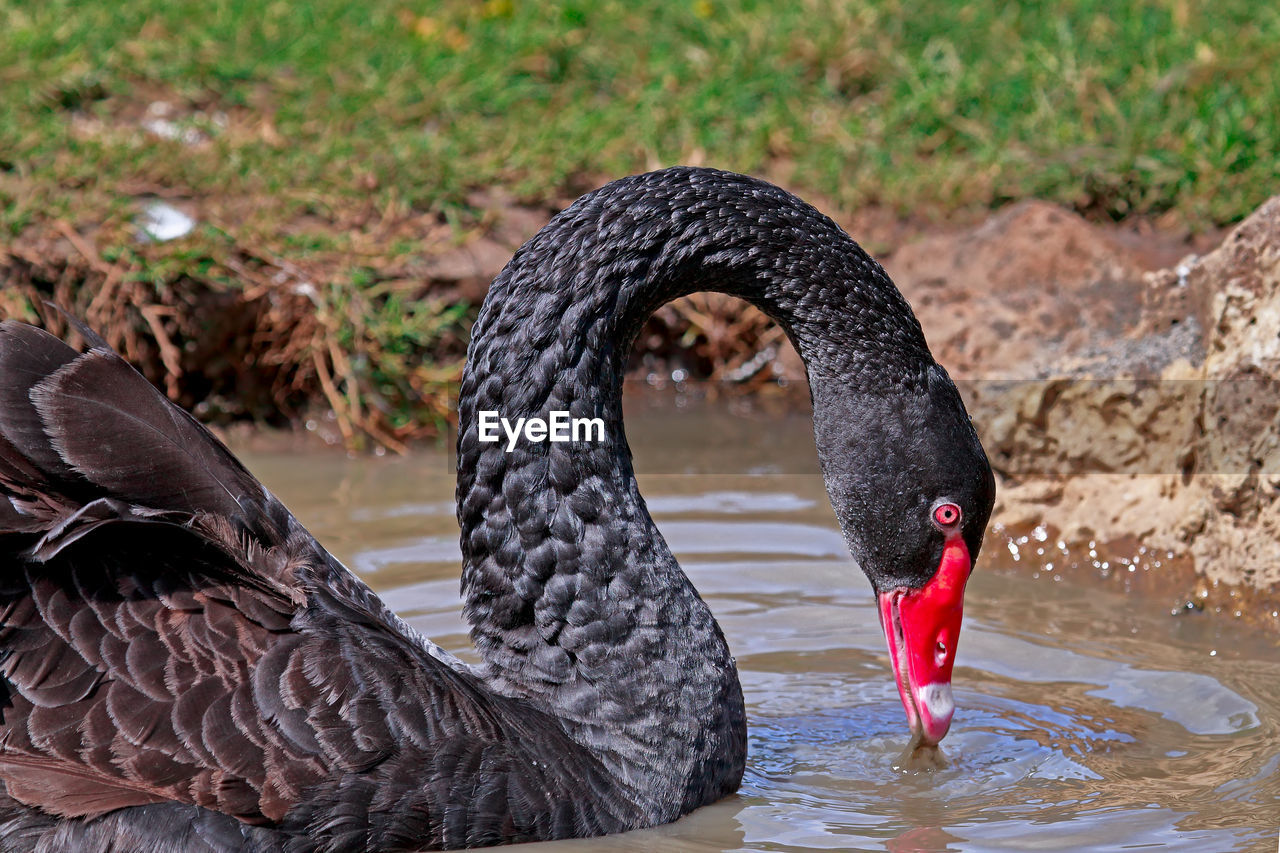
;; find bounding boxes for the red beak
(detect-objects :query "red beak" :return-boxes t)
[877,536,971,745]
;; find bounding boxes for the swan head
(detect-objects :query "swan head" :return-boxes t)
[809,362,995,746]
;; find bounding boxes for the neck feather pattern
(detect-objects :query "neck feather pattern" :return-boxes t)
[455,167,931,817]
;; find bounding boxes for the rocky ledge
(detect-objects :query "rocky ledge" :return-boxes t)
[884,198,1280,625]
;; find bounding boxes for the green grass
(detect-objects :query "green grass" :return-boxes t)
[3,0,1278,239]
[1,0,1278,444]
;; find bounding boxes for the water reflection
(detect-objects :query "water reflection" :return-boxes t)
[234,399,1280,853]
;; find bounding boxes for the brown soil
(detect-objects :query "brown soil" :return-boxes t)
[3,185,1277,625]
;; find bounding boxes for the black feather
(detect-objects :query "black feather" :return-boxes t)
[0,168,995,851]
[0,321,80,480]
[30,347,256,521]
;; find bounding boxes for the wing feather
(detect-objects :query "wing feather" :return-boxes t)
[0,320,639,848]
[29,346,254,522]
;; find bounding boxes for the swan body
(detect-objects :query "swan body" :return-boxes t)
[0,168,994,851]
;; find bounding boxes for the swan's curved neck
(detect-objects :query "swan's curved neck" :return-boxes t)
[455,169,930,816]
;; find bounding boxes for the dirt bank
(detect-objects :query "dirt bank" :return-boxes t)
[3,187,1277,622]
[882,197,1279,625]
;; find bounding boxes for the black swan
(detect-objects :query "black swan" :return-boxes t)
[0,167,995,851]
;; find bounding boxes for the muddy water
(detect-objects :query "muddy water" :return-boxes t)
[237,398,1280,853]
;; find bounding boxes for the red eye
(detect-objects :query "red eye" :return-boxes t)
[933,502,961,528]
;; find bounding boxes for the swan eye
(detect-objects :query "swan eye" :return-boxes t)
[933,502,961,528]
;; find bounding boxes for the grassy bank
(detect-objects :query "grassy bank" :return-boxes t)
[2,0,1278,444]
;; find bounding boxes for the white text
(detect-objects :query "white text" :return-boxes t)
[477,411,606,452]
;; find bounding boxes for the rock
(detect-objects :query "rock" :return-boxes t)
[887,201,1154,378]
[969,196,1280,609]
